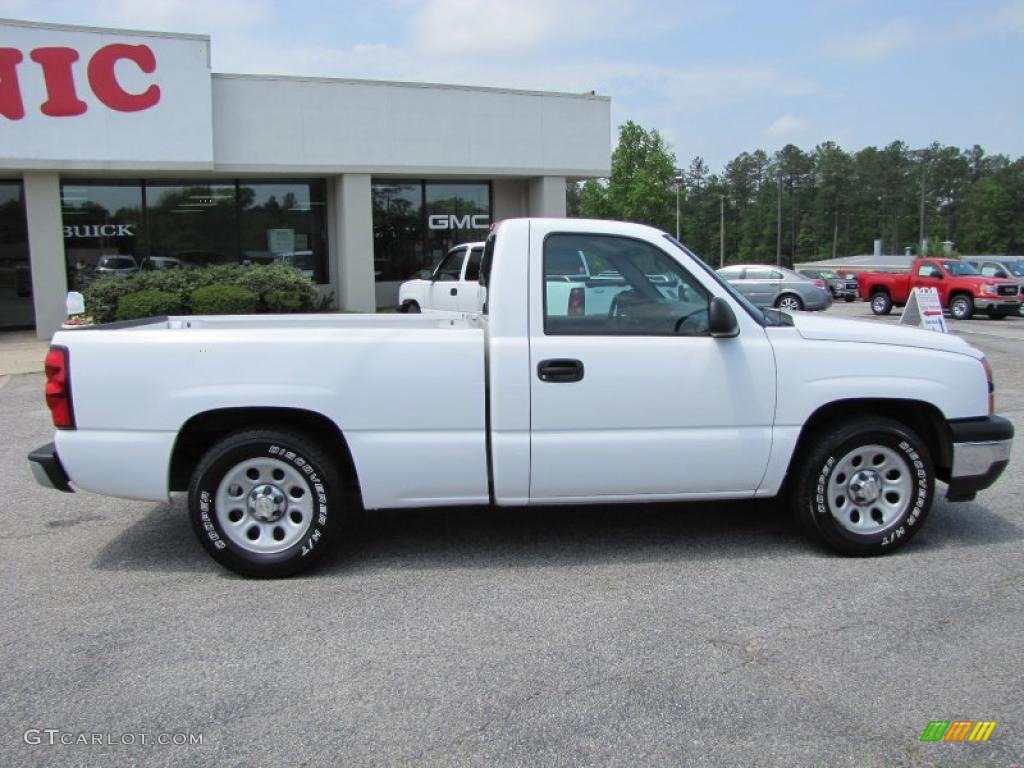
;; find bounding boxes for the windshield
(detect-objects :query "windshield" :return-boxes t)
[1005,261,1024,277]
[663,235,766,325]
[101,257,135,269]
[942,260,980,276]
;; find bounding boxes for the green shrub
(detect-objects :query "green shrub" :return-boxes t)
[190,284,260,315]
[84,276,135,323]
[264,289,308,313]
[115,290,184,321]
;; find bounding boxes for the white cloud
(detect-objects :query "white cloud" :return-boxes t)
[767,113,809,138]
[91,0,272,34]
[827,20,915,60]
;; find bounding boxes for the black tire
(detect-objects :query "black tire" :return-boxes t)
[870,291,892,315]
[949,294,973,320]
[188,429,345,577]
[792,416,933,556]
[402,301,421,314]
[844,295,856,302]
[986,310,1008,320]
[775,294,804,311]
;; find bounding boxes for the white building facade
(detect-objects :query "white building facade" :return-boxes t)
[0,18,611,336]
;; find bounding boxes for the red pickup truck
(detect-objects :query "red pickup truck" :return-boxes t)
[859,258,1022,320]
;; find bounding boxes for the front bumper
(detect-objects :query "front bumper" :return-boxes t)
[946,416,1014,501]
[973,297,1021,312]
[28,442,74,493]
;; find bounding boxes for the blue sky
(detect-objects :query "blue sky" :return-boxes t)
[3,0,1022,170]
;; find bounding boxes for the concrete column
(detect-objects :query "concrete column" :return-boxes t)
[492,178,528,221]
[527,176,567,218]
[23,172,66,339]
[331,174,376,312]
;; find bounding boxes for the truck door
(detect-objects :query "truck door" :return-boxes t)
[527,229,776,501]
[915,260,944,302]
[430,246,468,311]
[458,246,484,311]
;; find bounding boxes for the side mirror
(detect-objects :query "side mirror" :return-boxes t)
[995,270,1008,279]
[709,297,739,338]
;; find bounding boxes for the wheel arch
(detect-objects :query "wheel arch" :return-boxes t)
[787,398,953,484]
[169,407,362,497]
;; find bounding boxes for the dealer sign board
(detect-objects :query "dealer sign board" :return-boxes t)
[0,18,213,168]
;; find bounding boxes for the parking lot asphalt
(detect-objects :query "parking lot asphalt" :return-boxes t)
[1,302,1022,768]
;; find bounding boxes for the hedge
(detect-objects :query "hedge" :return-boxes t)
[115,290,184,321]
[83,263,323,323]
[189,284,260,315]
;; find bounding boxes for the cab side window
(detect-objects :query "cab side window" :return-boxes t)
[917,263,941,278]
[464,247,483,281]
[543,233,710,337]
[434,248,465,281]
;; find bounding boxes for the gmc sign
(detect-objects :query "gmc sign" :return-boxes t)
[0,44,160,120]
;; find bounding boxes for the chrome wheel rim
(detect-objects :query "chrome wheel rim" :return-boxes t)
[216,457,314,554]
[951,299,969,318]
[779,296,801,311]
[827,444,912,535]
[872,295,887,312]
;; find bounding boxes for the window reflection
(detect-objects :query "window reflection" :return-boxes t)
[61,181,144,292]
[240,181,328,283]
[0,180,32,329]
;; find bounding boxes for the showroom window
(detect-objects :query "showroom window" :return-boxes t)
[240,180,328,283]
[61,181,145,292]
[372,180,490,282]
[60,179,329,287]
[0,180,32,329]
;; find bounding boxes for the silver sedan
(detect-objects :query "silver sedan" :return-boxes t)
[717,264,833,311]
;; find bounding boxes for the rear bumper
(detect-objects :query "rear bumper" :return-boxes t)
[946,416,1014,501]
[27,443,73,493]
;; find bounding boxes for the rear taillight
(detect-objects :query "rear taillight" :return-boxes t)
[981,356,994,415]
[568,287,585,317]
[44,346,75,429]
[813,279,827,289]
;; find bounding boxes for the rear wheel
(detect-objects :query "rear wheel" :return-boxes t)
[776,294,803,312]
[949,294,973,320]
[987,310,1008,320]
[870,291,892,315]
[792,416,933,556]
[188,429,344,577]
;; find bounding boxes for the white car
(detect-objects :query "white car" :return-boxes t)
[29,218,1013,577]
[398,242,484,313]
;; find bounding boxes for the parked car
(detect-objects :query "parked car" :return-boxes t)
[94,254,139,278]
[398,242,485,313]
[273,251,317,280]
[798,268,857,302]
[717,264,832,311]
[29,218,1013,577]
[858,258,1021,320]
[965,258,1024,317]
[140,256,189,271]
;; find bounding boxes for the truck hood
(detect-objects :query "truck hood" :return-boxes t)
[788,312,982,359]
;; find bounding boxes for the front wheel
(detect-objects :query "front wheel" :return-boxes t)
[792,416,933,556]
[401,301,421,314]
[776,294,803,312]
[949,294,973,320]
[844,295,856,303]
[188,429,345,577]
[870,292,892,315]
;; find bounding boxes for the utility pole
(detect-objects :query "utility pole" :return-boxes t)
[775,174,782,266]
[673,170,685,241]
[832,210,838,260]
[719,195,725,268]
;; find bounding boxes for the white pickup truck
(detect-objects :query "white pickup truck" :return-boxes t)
[30,219,1013,577]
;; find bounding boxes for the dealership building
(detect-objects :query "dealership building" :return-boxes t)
[0,18,611,337]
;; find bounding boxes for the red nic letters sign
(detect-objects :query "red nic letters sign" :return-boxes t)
[0,43,160,120]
